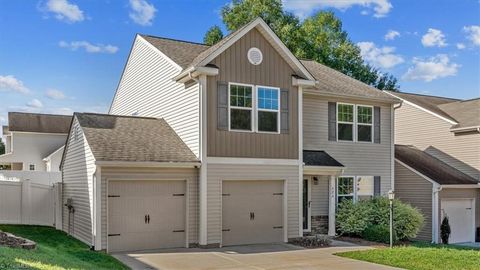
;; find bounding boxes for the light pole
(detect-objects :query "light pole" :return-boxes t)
[388,190,395,248]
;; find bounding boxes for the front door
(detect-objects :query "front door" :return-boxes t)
[303,178,311,231]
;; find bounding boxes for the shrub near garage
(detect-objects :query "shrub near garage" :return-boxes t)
[336,197,424,243]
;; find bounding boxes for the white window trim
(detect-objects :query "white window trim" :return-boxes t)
[336,103,374,143]
[356,104,374,143]
[255,85,280,134]
[228,82,255,133]
[336,103,355,142]
[336,176,375,205]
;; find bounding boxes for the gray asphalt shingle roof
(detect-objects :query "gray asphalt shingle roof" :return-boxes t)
[75,113,198,163]
[7,112,72,134]
[303,150,344,167]
[395,144,479,185]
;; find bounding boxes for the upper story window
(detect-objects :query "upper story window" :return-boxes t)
[337,103,373,143]
[257,87,280,133]
[28,164,36,171]
[357,105,373,142]
[337,103,354,141]
[229,83,253,131]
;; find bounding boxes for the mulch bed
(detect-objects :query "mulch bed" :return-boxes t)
[334,236,388,248]
[0,230,36,250]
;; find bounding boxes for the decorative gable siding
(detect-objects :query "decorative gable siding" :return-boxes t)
[395,102,480,180]
[303,95,393,193]
[110,36,200,157]
[395,161,433,241]
[62,118,96,245]
[206,28,299,159]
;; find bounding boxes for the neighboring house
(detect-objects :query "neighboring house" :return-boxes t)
[61,18,398,252]
[388,91,480,244]
[0,112,71,184]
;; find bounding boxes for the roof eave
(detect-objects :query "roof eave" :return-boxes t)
[305,88,400,104]
[95,160,200,168]
[174,66,219,83]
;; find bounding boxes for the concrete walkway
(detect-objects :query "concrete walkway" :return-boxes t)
[113,243,402,270]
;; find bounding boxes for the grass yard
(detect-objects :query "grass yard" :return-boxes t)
[0,225,128,270]
[337,242,480,270]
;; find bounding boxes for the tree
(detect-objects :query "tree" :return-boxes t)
[210,0,400,91]
[204,25,224,45]
[0,138,4,155]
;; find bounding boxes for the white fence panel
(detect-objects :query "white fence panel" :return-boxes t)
[0,180,61,227]
[0,181,22,223]
[0,171,61,185]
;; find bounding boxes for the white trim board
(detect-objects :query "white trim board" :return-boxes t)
[206,157,300,166]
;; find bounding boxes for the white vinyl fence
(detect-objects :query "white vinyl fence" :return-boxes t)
[0,180,62,228]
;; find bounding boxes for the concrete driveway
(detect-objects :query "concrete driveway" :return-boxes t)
[113,243,402,270]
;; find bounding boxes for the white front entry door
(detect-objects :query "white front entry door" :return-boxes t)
[441,199,475,243]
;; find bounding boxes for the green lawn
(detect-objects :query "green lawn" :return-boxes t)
[337,242,480,270]
[0,225,128,270]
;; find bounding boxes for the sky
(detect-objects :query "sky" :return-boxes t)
[0,0,479,135]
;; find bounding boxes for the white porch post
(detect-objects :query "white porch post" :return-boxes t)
[198,74,208,246]
[328,175,336,236]
[93,166,102,250]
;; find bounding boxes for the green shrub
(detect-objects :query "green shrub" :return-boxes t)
[361,224,396,243]
[336,199,374,236]
[336,197,424,242]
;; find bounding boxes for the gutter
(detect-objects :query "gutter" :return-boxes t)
[304,89,399,104]
[450,126,480,133]
[94,161,201,168]
[174,66,219,83]
[292,77,317,88]
[441,184,480,189]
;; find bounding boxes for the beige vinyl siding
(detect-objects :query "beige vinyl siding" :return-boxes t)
[206,163,299,244]
[303,95,393,193]
[311,176,329,216]
[109,36,200,157]
[394,161,433,241]
[99,167,198,250]
[62,118,96,245]
[439,188,479,243]
[395,102,480,180]
[207,28,299,159]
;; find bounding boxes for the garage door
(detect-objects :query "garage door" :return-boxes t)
[441,199,475,243]
[222,181,284,246]
[108,180,186,252]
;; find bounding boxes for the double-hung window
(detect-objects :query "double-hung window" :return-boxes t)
[229,83,253,131]
[337,176,374,205]
[337,103,354,141]
[257,86,279,133]
[357,105,373,142]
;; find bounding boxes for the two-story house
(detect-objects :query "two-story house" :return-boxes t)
[388,91,479,244]
[60,18,398,252]
[0,112,71,184]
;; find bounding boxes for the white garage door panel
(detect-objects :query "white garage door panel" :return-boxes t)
[108,180,186,252]
[441,199,474,244]
[222,181,284,246]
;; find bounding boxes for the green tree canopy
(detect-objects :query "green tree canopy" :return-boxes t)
[206,0,399,91]
[203,25,224,46]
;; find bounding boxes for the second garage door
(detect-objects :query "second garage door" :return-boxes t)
[222,180,284,246]
[108,180,186,252]
[441,199,475,243]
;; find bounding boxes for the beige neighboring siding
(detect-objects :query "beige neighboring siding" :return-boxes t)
[109,36,200,157]
[439,188,479,243]
[62,118,96,245]
[207,28,298,159]
[394,161,433,241]
[311,176,329,216]
[206,163,299,244]
[304,95,393,193]
[395,102,480,180]
[100,167,198,250]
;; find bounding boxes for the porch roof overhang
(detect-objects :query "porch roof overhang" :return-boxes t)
[303,150,344,176]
